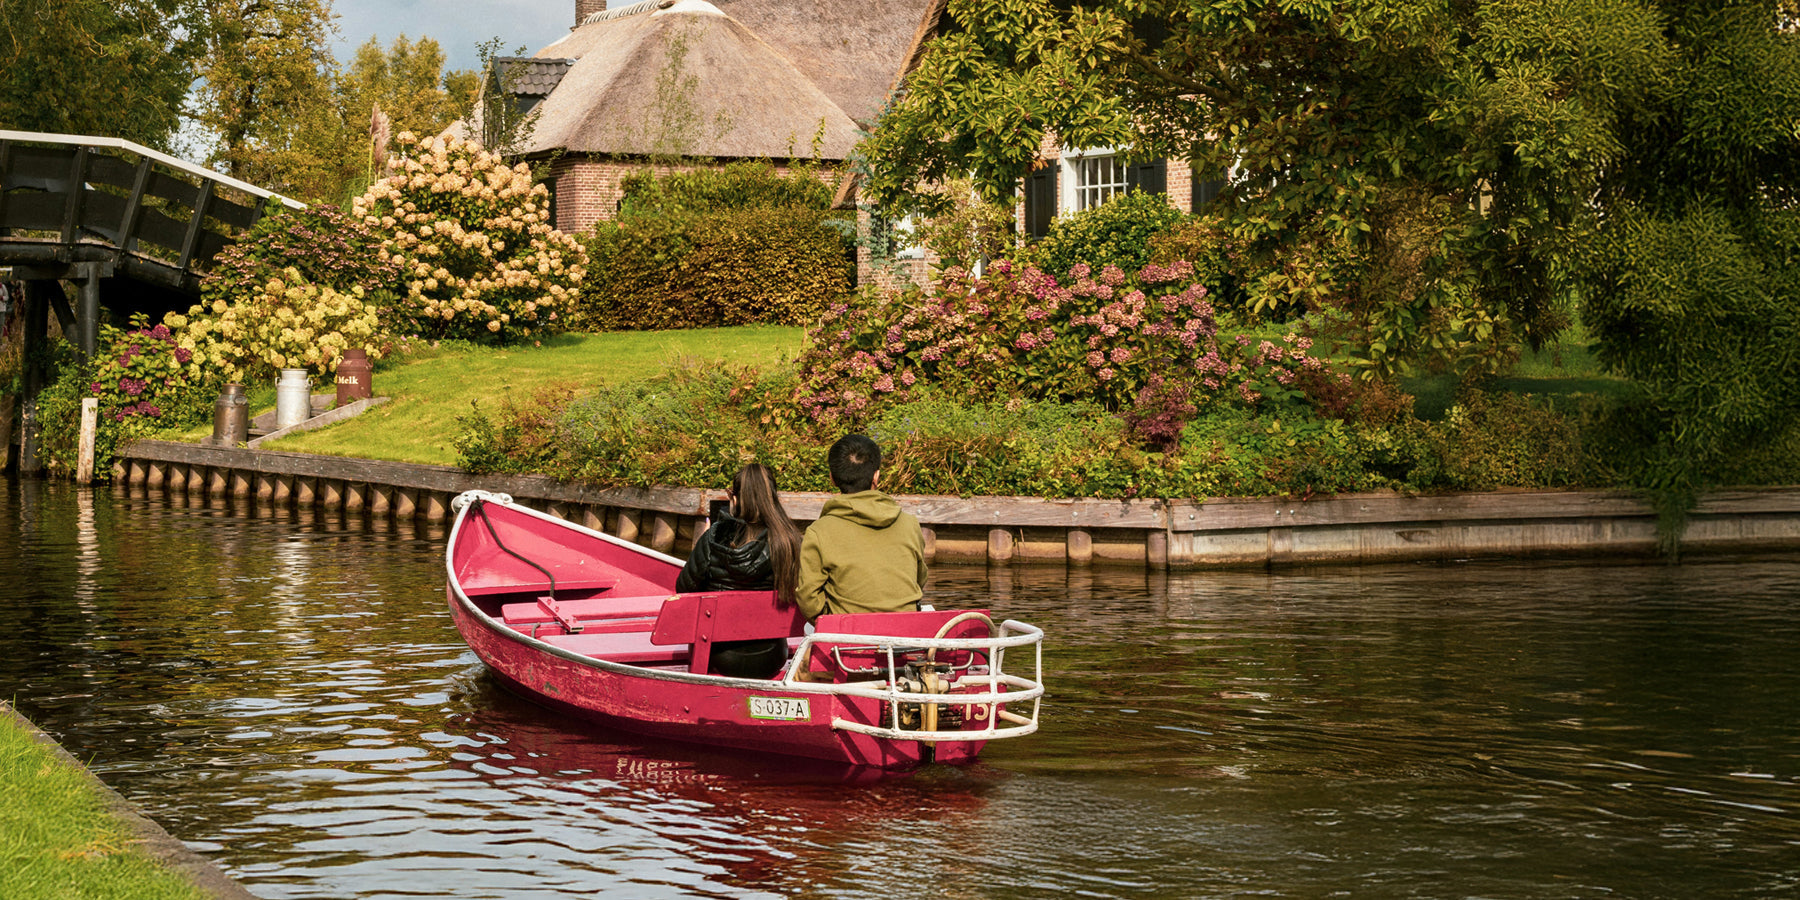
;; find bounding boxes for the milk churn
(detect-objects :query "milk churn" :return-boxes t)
[335,348,373,406]
[211,383,249,446]
[275,368,312,429]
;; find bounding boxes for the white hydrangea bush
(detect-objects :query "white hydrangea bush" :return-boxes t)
[170,268,384,384]
[351,132,587,342]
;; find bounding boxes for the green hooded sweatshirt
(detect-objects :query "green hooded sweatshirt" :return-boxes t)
[796,490,927,619]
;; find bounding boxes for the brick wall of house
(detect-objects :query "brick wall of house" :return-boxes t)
[576,0,607,24]
[854,206,936,292]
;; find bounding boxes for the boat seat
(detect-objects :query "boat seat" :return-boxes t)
[462,577,620,598]
[540,631,689,667]
[650,590,807,674]
[500,593,670,626]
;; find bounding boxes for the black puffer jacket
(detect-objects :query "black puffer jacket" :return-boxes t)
[675,511,772,593]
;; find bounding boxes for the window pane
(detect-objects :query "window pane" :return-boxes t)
[1075,154,1127,210]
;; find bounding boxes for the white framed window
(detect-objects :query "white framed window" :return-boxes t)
[892,214,925,260]
[1061,147,1130,213]
[1072,154,1129,210]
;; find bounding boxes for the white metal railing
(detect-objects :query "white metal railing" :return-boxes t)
[780,620,1045,743]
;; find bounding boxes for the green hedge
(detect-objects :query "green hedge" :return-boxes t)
[577,206,852,330]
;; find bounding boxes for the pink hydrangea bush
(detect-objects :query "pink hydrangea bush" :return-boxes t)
[796,259,1346,432]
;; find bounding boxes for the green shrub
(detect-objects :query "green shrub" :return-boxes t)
[578,206,851,330]
[1413,387,1587,491]
[456,362,831,491]
[618,160,835,215]
[203,203,403,307]
[1020,189,1185,279]
[172,268,386,384]
[867,393,1137,497]
[36,318,215,478]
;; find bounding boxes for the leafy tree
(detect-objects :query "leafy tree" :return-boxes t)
[1581,3,1800,541]
[337,34,477,196]
[0,0,204,148]
[862,0,1669,377]
[188,0,340,196]
[338,35,467,140]
[867,0,1800,538]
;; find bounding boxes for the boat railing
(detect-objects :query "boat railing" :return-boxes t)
[780,619,1045,743]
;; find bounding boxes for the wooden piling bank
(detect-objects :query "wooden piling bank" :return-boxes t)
[116,440,1800,569]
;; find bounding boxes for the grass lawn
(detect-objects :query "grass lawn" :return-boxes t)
[222,326,807,466]
[0,710,207,900]
[1403,323,1633,420]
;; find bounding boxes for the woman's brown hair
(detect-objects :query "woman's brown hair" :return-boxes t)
[729,463,802,608]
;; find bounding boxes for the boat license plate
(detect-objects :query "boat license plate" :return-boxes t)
[748,696,811,721]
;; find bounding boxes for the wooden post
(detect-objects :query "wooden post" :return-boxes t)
[920,525,937,564]
[370,485,392,517]
[208,466,227,498]
[423,492,449,522]
[615,509,641,543]
[1147,530,1169,570]
[321,479,344,509]
[649,513,676,553]
[167,462,188,494]
[111,461,125,483]
[75,397,98,483]
[987,528,1015,564]
[0,394,13,473]
[1067,529,1093,567]
[396,488,417,520]
[346,482,367,513]
[583,506,605,532]
[147,462,166,491]
[255,473,274,502]
[229,469,251,499]
[296,477,316,507]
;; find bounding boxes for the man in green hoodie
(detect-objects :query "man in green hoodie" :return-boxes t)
[796,434,927,619]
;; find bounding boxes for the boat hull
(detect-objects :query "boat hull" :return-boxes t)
[447,586,982,768]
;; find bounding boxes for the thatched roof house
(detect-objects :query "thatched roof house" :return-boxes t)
[519,0,942,237]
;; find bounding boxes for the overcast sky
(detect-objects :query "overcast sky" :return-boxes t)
[331,0,576,73]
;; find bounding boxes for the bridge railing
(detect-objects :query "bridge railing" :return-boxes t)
[0,130,304,290]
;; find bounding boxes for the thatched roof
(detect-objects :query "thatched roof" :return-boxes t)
[706,0,941,126]
[526,0,863,161]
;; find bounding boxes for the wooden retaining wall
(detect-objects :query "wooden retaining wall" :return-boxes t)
[116,440,1800,569]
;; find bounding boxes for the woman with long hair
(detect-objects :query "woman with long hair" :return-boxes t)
[675,463,802,675]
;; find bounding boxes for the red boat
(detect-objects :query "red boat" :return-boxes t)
[444,490,1045,769]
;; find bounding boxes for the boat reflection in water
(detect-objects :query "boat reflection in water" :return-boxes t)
[439,670,1000,897]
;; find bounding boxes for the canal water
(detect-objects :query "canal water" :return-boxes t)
[3,479,1799,899]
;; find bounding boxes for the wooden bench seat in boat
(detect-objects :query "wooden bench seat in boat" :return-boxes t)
[540,630,688,666]
[464,577,619,598]
[500,594,669,627]
[539,590,806,675]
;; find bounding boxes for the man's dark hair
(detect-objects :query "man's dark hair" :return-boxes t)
[827,434,881,493]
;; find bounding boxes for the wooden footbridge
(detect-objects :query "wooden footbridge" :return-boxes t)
[1,129,302,473]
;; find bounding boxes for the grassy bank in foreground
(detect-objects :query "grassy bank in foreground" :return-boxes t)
[192,326,808,467]
[0,708,206,900]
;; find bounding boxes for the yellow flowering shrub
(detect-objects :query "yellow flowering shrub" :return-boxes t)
[169,268,384,384]
[351,131,587,343]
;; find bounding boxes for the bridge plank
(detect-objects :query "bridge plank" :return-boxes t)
[84,154,138,191]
